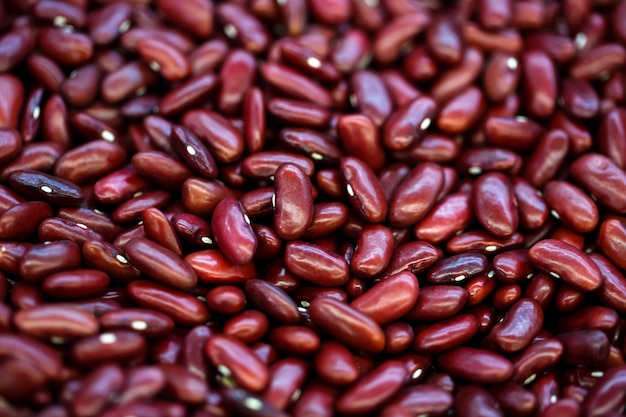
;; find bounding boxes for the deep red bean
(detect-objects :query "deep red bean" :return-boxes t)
[336,361,408,415]
[473,172,518,237]
[100,308,174,339]
[43,269,109,299]
[309,297,385,353]
[438,347,513,384]
[350,70,392,126]
[529,239,602,291]
[127,280,209,326]
[71,330,146,367]
[556,330,610,367]
[351,271,419,325]
[72,364,125,417]
[381,385,453,416]
[223,310,269,344]
[455,385,503,417]
[414,314,479,354]
[350,225,394,278]
[244,279,300,324]
[205,334,269,392]
[315,341,359,386]
[414,192,473,244]
[211,197,257,265]
[14,304,99,340]
[273,163,313,240]
[487,298,544,353]
[581,365,626,416]
[543,181,599,233]
[268,326,320,356]
[285,241,349,286]
[186,249,256,284]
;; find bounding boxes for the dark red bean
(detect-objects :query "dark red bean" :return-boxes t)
[285,241,349,286]
[127,280,210,326]
[268,326,320,356]
[206,334,269,392]
[543,181,599,233]
[473,172,518,237]
[315,341,359,386]
[555,330,610,367]
[487,298,544,353]
[43,269,109,299]
[438,347,513,384]
[14,304,99,340]
[244,279,300,324]
[414,314,479,354]
[186,249,256,285]
[82,240,141,284]
[336,361,408,415]
[273,163,313,240]
[211,197,257,265]
[350,225,394,278]
[381,385,453,416]
[340,157,387,223]
[72,364,125,417]
[9,170,84,206]
[529,239,602,291]
[100,308,174,339]
[455,385,503,417]
[351,271,419,325]
[350,70,392,126]
[223,310,269,344]
[309,297,385,353]
[71,330,146,367]
[581,365,626,417]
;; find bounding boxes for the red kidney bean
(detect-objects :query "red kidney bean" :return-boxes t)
[381,385,453,416]
[14,304,99,340]
[211,197,257,265]
[523,129,569,189]
[472,172,518,237]
[186,249,256,285]
[427,253,488,285]
[9,169,84,206]
[72,364,125,417]
[100,308,174,339]
[414,314,479,354]
[388,162,443,228]
[383,96,435,151]
[205,286,245,316]
[438,347,513,384]
[280,128,344,165]
[404,285,468,322]
[493,249,533,283]
[261,358,307,410]
[268,326,320,356]
[414,192,473,244]
[223,310,269,344]
[521,50,557,118]
[206,334,269,392]
[556,330,610,367]
[590,253,626,314]
[314,340,359,388]
[373,13,429,64]
[336,360,408,415]
[159,364,208,405]
[309,297,385,353]
[0,333,62,381]
[127,280,209,326]
[528,239,602,291]
[0,201,52,240]
[81,240,141,284]
[244,279,300,324]
[273,163,313,240]
[340,156,388,223]
[42,269,109,299]
[350,70,392,127]
[455,385,503,417]
[285,241,349,286]
[571,153,626,213]
[598,219,626,270]
[581,365,626,416]
[431,48,484,103]
[0,358,46,403]
[38,27,93,67]
[437,87,485,134]
[351,271,418,325]
[543,181,599,233]
[125,237,196,290]
[487,298,544,353]
[71,330,145,367]
[447,230,524,255]
[350,225,394,277]
[570,44,625,80]
[513,178,549,230]
[557,306,618,335]
[490,383,537,417]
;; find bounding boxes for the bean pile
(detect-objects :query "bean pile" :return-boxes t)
[0,0,626,415]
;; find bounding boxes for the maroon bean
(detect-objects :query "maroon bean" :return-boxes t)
[487,298,544,353]
[0,358,46,403]
[528,239,602,291]
[221,388,290,417]
[43,269,109,299]
[9,170,84,206]
[260,62,332,108]
[261,358,307,410]
[273,163,313,241]
[523,128,569,188]
[455,385,503,417]
[206,334,269,392]
[205,286,245,315]
[570,44,625,80]
[350,225,394,277]
[100,308,174,339]
[81,240,141,284]
[340,157,387,223]
[0,23,35,73]
[182,109,244,164]
[72,364,125,417]
[336,361,408,415]
[490,383,537,417]
[373,13,430,65]
[0,201,52,241]
[211,197,257,265]
[14,304,99,340]
[571,153,626,213]
[438,347,513,384]
[473,172,519,237]
[285,241,349,286]
[381,385,453,416]
[309,297,385,353]
[581,365,626,417]
[383,96,436,151]
[351,271,418,325]
[350,70,392,126]
[431,48,484,103]
[315,341,359,386]
[427,253,488,285]
[590,253,626,314]
[556,330,610,367]
[71,330,146,367]
[216,3,269,54]
[414,314,479,354]
[38,27,92,67]
[446,230,524,255]
[543,181,599,233]
[101,62,158,104]
[414,192,473,244]
[513,178,549,230]
[127,280,209,326]
[405,285,468,322]
[186,249,256,285]
[244,279,299,323]
[223,310,269,344]
[268,326,319,356]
